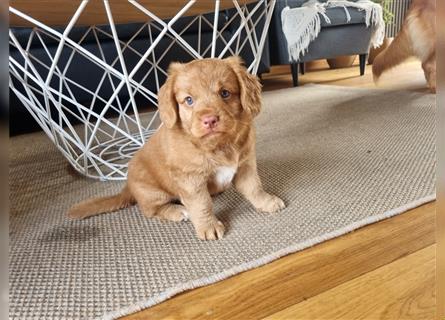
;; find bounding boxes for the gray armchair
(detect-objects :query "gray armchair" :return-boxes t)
[269,0,374,86]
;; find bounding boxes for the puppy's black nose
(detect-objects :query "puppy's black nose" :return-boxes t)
[202,115,219,129]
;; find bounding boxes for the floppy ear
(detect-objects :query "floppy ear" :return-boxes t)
[225,56,262,118]
[157,62,182,128]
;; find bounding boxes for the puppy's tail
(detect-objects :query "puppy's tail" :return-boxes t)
[68,185,135,219]
[372,28,412,83]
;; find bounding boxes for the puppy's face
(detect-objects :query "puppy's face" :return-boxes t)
[157,57,262,147]
[175,61,242,141]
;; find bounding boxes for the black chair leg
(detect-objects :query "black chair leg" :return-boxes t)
[359,54,367,76]
[300,62,305,75]
[291,62,299,87]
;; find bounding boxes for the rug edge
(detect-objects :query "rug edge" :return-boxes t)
[100,194,436,320]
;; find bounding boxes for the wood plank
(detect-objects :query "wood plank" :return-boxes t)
[122,202,435,320]
[10,0,257,27]
[264,244,436,320]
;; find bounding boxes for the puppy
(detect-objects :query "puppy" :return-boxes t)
[69,56,285,240]
[372,0,436,93]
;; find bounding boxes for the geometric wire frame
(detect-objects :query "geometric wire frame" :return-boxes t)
[9,0,276,180]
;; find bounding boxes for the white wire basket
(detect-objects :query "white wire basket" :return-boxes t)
[9,0,275,180]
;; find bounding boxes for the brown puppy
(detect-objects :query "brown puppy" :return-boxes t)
[372,0,436,93]
[69,56,286,240]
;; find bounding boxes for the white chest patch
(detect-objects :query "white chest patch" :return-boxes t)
[214,166,237,187]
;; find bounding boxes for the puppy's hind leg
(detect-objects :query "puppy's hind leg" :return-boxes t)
[130,183,171,218]
[156,203,189,222]
[372,28,412,82]
[422,53,436,93]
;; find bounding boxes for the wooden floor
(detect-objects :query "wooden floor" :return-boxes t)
[122,59,436,320]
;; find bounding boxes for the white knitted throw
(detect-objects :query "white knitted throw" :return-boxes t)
[281,0,385,61]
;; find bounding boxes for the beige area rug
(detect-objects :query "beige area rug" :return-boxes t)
[9,85,436,319]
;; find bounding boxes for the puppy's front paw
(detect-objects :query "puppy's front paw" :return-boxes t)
[195,220,225,240]
[255,193,285,214]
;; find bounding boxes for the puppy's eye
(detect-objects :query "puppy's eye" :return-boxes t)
[220,89,231,99]
[185,96,194,106]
